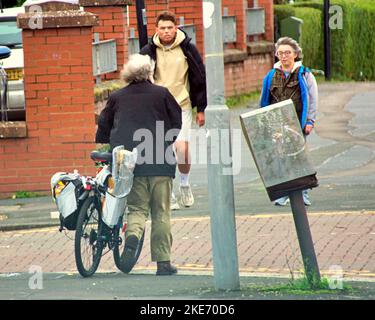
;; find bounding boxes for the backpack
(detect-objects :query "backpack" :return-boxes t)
[51,172,85,231]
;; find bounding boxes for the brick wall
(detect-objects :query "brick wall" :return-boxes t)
[224,53,273,97]
[0,11,98,196]
[0,1,275,195]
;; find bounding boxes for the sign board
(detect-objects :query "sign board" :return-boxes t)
[222,16,236,43]
[92,38,117,76]
[240,99,318,201]
[246,8,265,36]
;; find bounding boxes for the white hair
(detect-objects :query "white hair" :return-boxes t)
[121,54,155,83]
[275,37,303,61]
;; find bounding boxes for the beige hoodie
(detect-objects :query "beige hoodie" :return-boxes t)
[153,29,191,110]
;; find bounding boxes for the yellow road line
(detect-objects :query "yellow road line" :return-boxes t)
[171,210,375,222]
[1,210,374,235]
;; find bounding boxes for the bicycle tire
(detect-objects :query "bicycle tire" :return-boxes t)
[74,196,103,277]
[113,216,145,274]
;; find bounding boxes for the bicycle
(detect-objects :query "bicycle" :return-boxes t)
[73,146,144,278]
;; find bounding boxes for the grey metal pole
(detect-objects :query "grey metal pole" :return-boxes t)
[203,0,240,291]
[289,190,321,288]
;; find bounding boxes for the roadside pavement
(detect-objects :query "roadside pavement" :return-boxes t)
[1,82,375,300]
[1,271,375,300]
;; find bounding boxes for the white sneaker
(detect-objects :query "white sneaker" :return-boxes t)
[274,196,290,206]
[179,184,194,207]
[303,191,311,206]
[170,192,180,210]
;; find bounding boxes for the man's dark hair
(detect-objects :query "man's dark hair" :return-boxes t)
[156,11,177,26]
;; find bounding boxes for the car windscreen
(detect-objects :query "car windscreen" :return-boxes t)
[0,20,22,47]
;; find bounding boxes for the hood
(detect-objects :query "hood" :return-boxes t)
[0,7,25,17]
[153,28,186,50]
[1,47,24,69]
[274,61,302,73]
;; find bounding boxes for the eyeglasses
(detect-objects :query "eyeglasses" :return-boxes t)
[276,50,294,57]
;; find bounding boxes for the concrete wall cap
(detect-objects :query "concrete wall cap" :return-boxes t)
[0,121,27,139]
[79,0,132,7]
[17,10,99,29]
[224,49,248,64]
[247,41,274,55]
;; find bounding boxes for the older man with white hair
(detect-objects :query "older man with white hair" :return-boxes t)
[96,54,182,276]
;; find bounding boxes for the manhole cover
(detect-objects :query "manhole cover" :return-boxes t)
[0,215,8,221]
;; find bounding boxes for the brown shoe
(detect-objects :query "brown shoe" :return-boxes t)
[156,261,178,276]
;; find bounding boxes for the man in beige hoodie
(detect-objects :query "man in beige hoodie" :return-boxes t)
[141,11,207,210]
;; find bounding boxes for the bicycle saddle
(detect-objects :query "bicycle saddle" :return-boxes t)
[90,151,112,163]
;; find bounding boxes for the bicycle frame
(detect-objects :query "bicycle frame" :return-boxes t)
[79,165,124,253]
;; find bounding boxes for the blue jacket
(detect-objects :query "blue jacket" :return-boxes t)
[260,65,311,129]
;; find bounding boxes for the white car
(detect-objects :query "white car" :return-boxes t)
[0,6,25,120]
[0,2,82,120]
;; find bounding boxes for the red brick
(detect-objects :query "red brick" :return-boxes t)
[36,75,60,83]
[57,28,84,36]
[47,66,71,75]
[23,37,46,45]
[16,169,43,177]
[36,29,58,37]
[25,67,49,76]
[96,12,114,20]
[112,12,126,20]
[26,83,48,91]
[27,129,51,138]
[71,66,92,74]
[26,113,50,122]
[94,25,114,33]
[25,98,49,107]
[48,82,72,90]
[38,120,61,129]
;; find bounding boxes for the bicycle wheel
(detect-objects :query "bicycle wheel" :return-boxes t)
[74,197,103,277]
[113,216,145,274]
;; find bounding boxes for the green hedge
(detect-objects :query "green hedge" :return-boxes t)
[295,7,324,71]
[275,0,375,80]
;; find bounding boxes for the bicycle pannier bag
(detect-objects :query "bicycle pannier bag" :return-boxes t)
[51,172,84,231]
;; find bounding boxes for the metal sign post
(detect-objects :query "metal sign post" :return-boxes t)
[240,100,321,289]
[203,0,240,291]
[289,191,321,288]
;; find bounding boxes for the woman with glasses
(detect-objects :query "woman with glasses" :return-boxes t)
[260,37,318,206]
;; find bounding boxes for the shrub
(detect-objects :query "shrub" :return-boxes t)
[274,0,375,80]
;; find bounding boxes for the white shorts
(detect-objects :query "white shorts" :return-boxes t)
[176,108,192,142]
